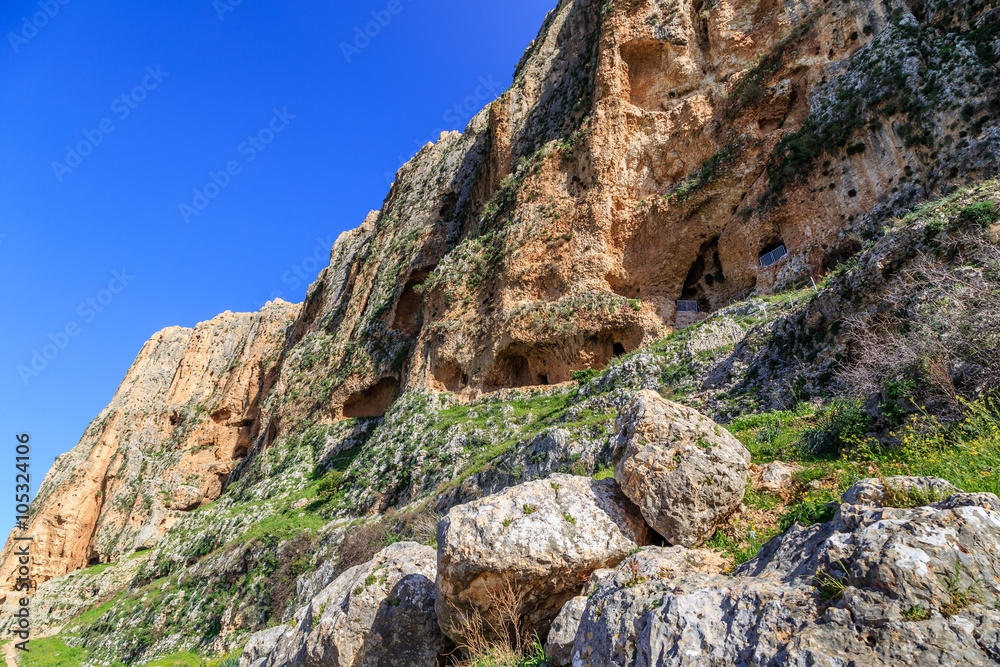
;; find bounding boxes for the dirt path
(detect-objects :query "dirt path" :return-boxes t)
[2,638,19,667]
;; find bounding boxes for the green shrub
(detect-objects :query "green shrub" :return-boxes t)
[317,470,345,498]
[880,378,917,427]
[779,497,837,531]
[801,400,871,457]
[959,201,999,228]
[571,368,600,385]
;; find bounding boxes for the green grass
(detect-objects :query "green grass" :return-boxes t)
[434,391,578,494]
[714,393,1000,565]
[140,651,204,667]
[67,592,132,630]
[728,403,817,461]
[22,637,119,667]
[847,396,1000,497]
[706,528,773,565]
[23,641,238,667]
[77,561,114,577]
[228,507,326,547]
[593,466,615,481]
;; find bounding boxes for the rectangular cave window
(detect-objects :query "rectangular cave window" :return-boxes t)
[676,300,700,313]
[759,245,787,268]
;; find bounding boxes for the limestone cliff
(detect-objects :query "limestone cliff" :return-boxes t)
[264,0,1000,437]
[0,301,297,596]
[3,0,1000,662]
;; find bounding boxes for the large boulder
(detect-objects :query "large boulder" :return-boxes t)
[613,390,751,547]
[435,473,649,645]
[238,626,288,667]
[565,482,1000,666]
[241,542,448,667]
[551,547,730,666]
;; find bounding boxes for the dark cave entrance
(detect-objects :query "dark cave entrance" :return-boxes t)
[343,378,399,418]
[759,242,787,268]
[391,266,436,338]
[681,237,725,313]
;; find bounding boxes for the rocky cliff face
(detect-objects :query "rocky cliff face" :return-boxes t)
[0,301,297,597]
[260,0,1000,434]
[5,0,1000,664]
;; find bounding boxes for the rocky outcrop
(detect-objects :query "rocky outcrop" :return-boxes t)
[614,390,751,546]
[839,475,959,507]
[0,300,297,596]
[435,473,650,645]
[243,542,448,667]
[548,547,729,665]
[565,480,1000,666]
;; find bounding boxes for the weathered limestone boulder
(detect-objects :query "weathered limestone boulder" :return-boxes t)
[565,481,1000,666]
[435,473,650,645]
[568,547,736,666]
[546,596,588,666]
[546,569,615,666]
[613,390,751,547]
[840,475,958,508]
[548,547,730,665]
[758,461,801,493]
[239,626,288,667]
[241,542,447,667]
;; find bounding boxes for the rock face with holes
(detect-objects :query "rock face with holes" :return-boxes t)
[249,0,1000,432]
[239,542,448,667]
[614,390,751,546]
[434,473,650,646]
[6,0,1000,661]
[564,480,1000,666]
[0,301,297,596]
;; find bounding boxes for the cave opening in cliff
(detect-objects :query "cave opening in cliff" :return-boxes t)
[390,266,435,338]
[613,342,626,357]
[433,360,467,392]
[681,237,724,312]
[620,39,673,111]
[759,242,787,268]
[264,420,279,449]
[342,377,400,418]
[486,352,542,389]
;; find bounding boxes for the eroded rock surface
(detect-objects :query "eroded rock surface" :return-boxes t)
[566,481,1000,666]
[243,542,447,667]
[0,301,297,595]
[614,390,751,546]
[435,473,650,645]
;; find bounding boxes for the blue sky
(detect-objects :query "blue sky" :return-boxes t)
[0,0,555,529]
